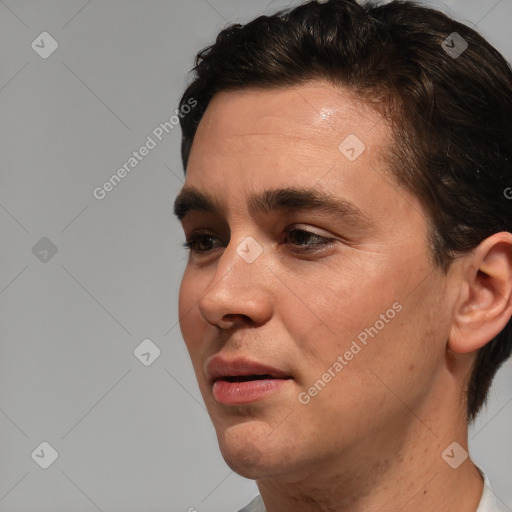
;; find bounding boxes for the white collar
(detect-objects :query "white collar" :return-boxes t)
[476,466,503,512]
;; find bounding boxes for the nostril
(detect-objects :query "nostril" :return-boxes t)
[213,314,253,333]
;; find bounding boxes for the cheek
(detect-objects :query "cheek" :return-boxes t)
[275,256,400,366]
[177,269,193,319]
[178,269,205,355]
[281,254,445,399]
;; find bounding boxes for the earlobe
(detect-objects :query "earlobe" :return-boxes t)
[448,232,512,354]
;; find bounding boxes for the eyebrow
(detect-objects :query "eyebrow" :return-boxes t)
[173,185,373,228]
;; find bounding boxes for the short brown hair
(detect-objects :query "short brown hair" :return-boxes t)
[177,0,512,422]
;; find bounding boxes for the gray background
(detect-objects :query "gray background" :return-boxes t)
[1,0,511,511]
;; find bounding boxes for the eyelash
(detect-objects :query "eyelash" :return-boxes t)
[181,227,334,254]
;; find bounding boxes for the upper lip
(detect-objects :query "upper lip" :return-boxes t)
[206,356,292,382]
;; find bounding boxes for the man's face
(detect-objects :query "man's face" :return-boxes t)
[175,83,455,482]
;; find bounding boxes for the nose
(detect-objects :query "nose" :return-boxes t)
[197,237,273,331]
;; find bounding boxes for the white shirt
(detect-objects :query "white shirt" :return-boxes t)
[237,467,504,512]
[477,467,505,512]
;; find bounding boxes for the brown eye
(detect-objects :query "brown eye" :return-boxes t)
[182,234,222,253]
[286,228,333,249]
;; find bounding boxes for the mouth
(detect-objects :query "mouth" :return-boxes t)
[206,357,293,405]
[221,374,279,382]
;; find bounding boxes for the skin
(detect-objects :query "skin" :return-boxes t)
[174,82,512,511]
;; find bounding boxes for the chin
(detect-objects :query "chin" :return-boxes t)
[220,441,270,478]
[214,419,301,480]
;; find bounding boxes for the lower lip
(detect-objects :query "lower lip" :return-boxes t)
[212,378,289,405]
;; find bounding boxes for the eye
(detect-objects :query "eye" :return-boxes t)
[284,227,334,251]
[182,233,223,253]
[181,227,335,255]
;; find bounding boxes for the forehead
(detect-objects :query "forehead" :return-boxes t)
[186,82,393,192]
[193,81,389,151]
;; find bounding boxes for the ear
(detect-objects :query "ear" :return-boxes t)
[449,232,512,354]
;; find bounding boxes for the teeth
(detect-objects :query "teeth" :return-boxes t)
[224,374,273,382]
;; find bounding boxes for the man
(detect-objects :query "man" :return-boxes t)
[172,1,512,510]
